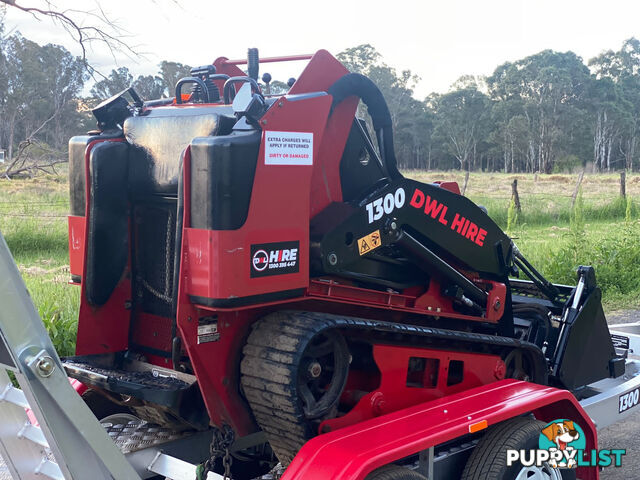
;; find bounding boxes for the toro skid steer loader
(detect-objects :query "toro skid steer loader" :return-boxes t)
[0,49,639,480]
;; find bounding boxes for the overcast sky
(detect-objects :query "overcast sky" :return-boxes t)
[5,0,640,99]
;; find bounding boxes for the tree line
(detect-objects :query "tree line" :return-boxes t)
[339,41,640,173]
[0,8,192,176]
[3,9,640,176]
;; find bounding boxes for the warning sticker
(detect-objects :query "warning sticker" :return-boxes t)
[358,230,381,256]
[197,322,220,344]
[265,131,313,165]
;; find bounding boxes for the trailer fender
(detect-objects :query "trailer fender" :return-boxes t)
[282,379,597,480]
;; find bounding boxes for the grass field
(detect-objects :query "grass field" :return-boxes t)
[1,170,639,354]
[0,173,78,356]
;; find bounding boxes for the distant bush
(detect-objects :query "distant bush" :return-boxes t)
[553,155,582,173]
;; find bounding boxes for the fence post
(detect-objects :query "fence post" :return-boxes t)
[571,171,585,209]
[461,171,470,196]
[511,179,521,213]
[620,171,626,198]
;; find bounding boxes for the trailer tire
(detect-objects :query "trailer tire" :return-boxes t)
[461,417,576,480]
[365,465,427,479]
[81,389,131,420]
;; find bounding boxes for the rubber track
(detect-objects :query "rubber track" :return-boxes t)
[240,310,546,464]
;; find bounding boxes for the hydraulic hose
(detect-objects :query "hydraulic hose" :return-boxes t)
[328,73,401,180]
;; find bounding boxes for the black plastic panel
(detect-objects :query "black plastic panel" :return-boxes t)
[321,178,513,278]
[85,141,129,306]
[190,130,261,230]
[68,132,123,216]
[191,288,304,308]
[125,107,236,195]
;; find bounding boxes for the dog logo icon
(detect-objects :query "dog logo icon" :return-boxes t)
[539,419,586,469]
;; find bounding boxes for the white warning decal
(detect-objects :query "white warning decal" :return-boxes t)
[265,131,313,165]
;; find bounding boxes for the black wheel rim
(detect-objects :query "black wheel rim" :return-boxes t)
[297,330,350,419]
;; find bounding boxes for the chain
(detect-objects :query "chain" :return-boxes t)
[196,425,235,480]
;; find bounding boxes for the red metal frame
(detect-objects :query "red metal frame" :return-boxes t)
[68,215,85,278]
[433,181,461,195]
[320,345,505,433]
[182,93,333,302]
[307,277,505,324]
[282,380,598,480]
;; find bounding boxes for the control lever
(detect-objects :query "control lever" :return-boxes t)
[232,83,266,126]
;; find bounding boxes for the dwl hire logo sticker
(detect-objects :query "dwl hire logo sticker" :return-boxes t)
[250,241,300,278]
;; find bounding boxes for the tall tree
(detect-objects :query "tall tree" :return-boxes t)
[0,0,139,75]
[336,44,382,74]
[430,83,490,171]
[90,66,133,99]
[0,33,86,175]
[159,61,191,97]
[487,50,591,173]
[41,44,87,148]
[587,78,630,171]
[133,74,165,100]
[337,44,432,169]
[589,38,640,170]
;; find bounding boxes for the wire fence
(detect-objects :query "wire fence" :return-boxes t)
[0,176,631,220]
[0,200,67,205]
[0,213,67,218]
[0,199,69,218]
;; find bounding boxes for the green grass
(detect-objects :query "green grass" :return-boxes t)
[511,220,640,310]
[0,173,79,356]
[469,194,636,230]
[1,171,639,356]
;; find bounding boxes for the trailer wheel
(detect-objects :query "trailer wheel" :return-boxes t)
[461,417,576,480]
[82,389,132,421]
[366,465,427,479]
